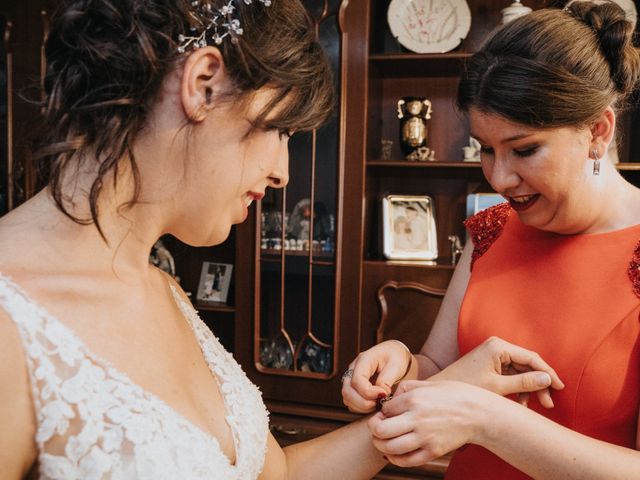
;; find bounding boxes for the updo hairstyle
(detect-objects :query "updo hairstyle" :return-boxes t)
[38,0,334,235]
[458,1,640,128]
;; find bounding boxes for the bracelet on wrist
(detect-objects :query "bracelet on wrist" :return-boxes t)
[390,339,413,380]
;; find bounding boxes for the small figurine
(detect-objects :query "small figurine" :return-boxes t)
[462,136,481,162]
[448,234,464,265]
[397,97,433,159]
[406,146,436,162]
[381,139,394,160]
[149,239,179,281]
[501,0,532,24]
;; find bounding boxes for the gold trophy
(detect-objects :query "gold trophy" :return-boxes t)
[397,97,434,161]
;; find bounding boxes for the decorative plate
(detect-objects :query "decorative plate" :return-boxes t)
[387,0,472,54]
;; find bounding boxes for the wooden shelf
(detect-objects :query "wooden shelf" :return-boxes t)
[617,163,640,171]
[367,161,640,171]
[363,259,456,270]
[195,303,235,313]
[367,160,482,168]
[261,248,335,258]
[369,52,473,61]
[369,52,472,78]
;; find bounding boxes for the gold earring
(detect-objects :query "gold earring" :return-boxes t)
[592,148,600,176]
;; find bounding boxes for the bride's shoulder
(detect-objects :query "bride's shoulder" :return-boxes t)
[0,274,39,478]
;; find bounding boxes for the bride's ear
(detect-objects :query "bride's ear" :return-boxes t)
[180,46,228,122]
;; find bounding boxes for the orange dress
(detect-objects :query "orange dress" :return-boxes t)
[446,203,640,479]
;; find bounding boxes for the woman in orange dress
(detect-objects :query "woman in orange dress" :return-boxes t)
[342,2,640,478]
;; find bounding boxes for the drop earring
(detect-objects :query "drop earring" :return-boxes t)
[592,148,600,176]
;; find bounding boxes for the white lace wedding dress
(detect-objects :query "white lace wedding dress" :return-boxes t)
[0,274,270,480]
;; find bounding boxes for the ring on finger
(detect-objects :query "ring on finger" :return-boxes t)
[341,368,354,382]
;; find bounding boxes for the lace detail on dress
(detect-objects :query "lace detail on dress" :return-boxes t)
[0,274,269,480]
[627,240,640,298]
[463,202,511,270]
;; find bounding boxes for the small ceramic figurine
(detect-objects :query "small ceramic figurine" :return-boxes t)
[149,239,178,280]
[462,136,481,162]
[501,0,532,24]
[448,234,464,265]
[381,139,393,160]
[397,97,433,159]
[406,146,436,162]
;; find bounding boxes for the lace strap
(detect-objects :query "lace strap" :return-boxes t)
[0,275,87,416]
[463,203,512,271]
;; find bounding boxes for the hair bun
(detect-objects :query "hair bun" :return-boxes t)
[566,1,640,95]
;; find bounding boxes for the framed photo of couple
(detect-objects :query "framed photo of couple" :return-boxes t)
[196,262,233,305]
[382,194,438,261]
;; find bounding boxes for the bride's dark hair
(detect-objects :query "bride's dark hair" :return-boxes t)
[38,0,334,236]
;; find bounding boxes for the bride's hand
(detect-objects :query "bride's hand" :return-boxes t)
[341,340,412,413]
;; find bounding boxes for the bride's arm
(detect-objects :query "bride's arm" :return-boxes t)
[0,310,38,479]
[260,418,386,480]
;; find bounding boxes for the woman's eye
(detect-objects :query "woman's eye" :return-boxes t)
[480,146,494,155]
[514,146,538,157]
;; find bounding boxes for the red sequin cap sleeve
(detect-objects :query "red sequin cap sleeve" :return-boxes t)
[627,240,640,298]
[463,202,512,271]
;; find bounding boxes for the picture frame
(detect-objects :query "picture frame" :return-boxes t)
[196,262,233,305]
[382,194,438,260]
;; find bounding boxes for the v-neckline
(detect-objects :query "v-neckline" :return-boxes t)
[0,272,240,469]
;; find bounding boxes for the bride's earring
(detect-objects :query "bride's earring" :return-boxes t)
[592,148,600,176]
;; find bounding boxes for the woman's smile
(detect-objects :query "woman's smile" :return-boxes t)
[507,194,540,212]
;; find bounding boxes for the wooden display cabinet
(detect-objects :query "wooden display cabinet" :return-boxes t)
[232,0,640,478]
[4,0,640,478]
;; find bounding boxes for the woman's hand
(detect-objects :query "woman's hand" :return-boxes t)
[341,340,412,413]
[432,336,565,408]
[368,380,496,467]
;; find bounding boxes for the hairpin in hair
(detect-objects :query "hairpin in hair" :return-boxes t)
[177,0,272,53]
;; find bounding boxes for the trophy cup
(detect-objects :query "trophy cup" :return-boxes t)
[397,97,433,161]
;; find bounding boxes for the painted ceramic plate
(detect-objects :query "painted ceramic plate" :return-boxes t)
[387,0,472,53]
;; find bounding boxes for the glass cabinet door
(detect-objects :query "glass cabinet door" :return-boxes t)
[256,0,341,378]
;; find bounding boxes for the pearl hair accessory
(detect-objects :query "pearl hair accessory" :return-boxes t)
[177,0,272,53]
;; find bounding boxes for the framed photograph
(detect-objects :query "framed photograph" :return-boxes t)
[196,262,233,305]
[382,194,438,260]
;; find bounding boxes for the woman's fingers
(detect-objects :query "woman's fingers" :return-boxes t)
[494,370,552,396]
[495,341,564,390]
[341,359,387,413]
[386,449,435,468]
[368,410,413,440]
[536,388,554,408]
[371,431,421,456]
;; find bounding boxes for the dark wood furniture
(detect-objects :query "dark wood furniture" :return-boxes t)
[229,1,640,478]
[4,0,640,478]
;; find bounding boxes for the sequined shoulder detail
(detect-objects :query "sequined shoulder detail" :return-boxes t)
[627,240,640,298]
[464,202,512,270]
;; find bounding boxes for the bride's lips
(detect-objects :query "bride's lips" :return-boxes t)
[508,194,540,212]
[240,191,265,220]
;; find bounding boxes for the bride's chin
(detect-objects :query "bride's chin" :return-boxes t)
[176,225,231,249]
